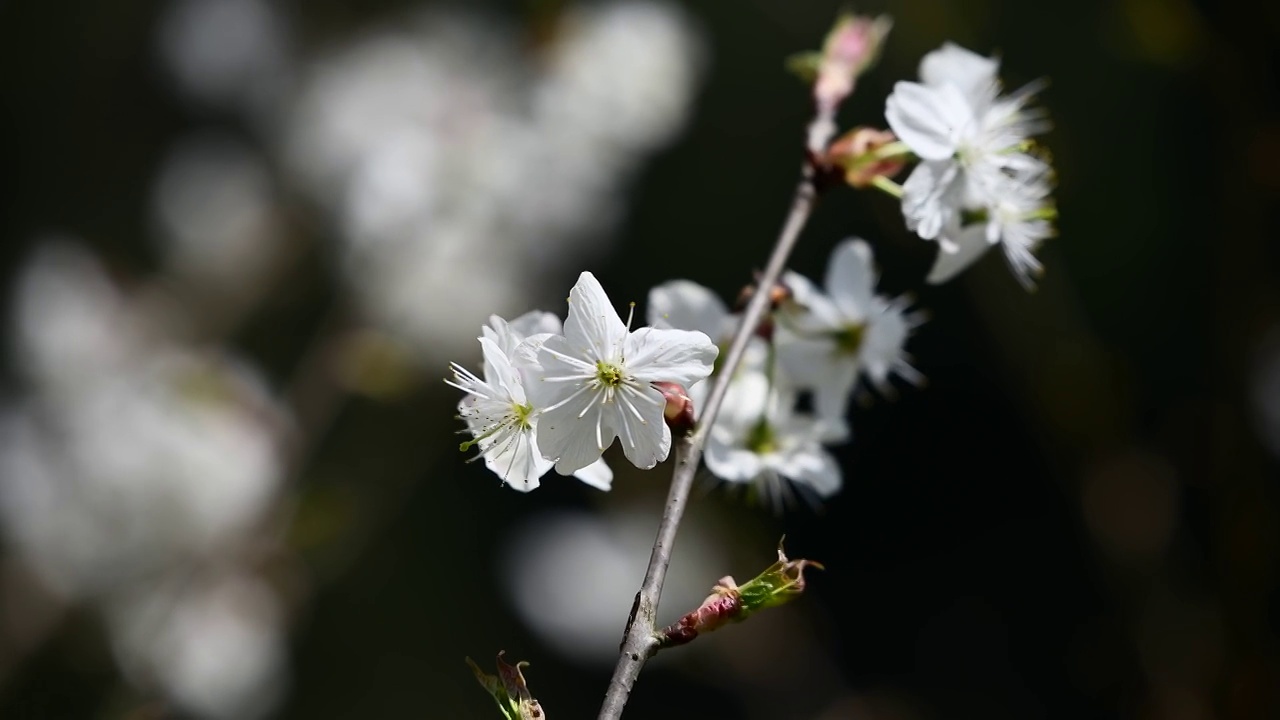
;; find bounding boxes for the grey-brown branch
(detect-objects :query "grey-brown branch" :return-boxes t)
[595,161,823,719]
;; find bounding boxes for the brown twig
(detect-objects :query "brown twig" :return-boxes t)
[597,112,833,718]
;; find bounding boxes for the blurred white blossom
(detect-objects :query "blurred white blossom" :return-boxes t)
[0,240,291,718]
[0,354,284,597]
[151,131,282,299]
[501,509,725,666]
[704,367,843,506]
[107,570,287,720]
[10,240,143,399]
[283,2,705,365]
[156,0,294,123]
[777,239,920,437]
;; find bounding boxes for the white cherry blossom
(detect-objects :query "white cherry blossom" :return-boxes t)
[449,312,612,492]
[885,42,1055,286]
[529,272,717,474]
[775,239,920,436]
[704,366,841,508]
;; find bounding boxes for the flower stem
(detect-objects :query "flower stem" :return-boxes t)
[596,155,824,720]
[870,174,903,198]
[870,140,911,160]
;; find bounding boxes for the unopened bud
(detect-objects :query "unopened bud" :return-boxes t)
[466,652,545,720]
[656,577,742,648]
[653,381,695,434]
[826,127,907,188]
[788,14,892,112]
[737,538,824,614]
[655,539,822,649]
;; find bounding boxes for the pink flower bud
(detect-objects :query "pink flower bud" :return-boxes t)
[654,540,822,650]
[657,577,743,648]
[653,381,695,434]
[813,14,892,112]
[825,126,907,188]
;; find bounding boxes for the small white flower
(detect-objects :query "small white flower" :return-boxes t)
[704,368,841,508]
[776,239,920,436]
[927,169,1057,287]
[885,42,1055,286]
[449,312,612,492]
[529,272,718,474]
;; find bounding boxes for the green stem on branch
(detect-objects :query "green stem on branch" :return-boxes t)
[870,174,904,198]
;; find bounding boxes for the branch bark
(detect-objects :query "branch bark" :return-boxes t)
[596,156,825,719]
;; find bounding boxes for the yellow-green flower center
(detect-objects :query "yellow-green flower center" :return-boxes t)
[512,402,534,430]
[745,418,777,455]
[458,402,534,452]
[595,361,625,387]
[835,323,866,355]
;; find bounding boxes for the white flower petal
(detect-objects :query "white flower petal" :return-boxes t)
[927,223,993,284]
[539,389,612,476]
[486,311,562,361]
[902,160,962,241]
[482,315,512,357]
[705,436,765,482]
[563,271,627,361]
[823,238,877,321]
[885,82,972,161]
[571,457,613,491]
[770,446,841,498]
[623,327,717,386]
[506,310,563,342]
[774,328,839,389]
[479,428,547,492]
[511,332,554,382]
[646,280,729,339]
[781,271,844,333]
[812,360,859,434]
[477,337,525,405]
[525,334,593,411]
[861,302,913,385]
[919,42,1000,101]
[613,390,670,470]
[685,335,767,424]
[713,368,771,431]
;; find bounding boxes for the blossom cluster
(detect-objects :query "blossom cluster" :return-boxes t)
[653,238,918,505]
[448,272,719,492]
[883,43,1057,288]
[450,239,917,503]
[450,32,1058,505]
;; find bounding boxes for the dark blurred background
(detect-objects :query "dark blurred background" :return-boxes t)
[1,0,1278,718]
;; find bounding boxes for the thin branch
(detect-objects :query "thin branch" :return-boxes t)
[597,117,831,717]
